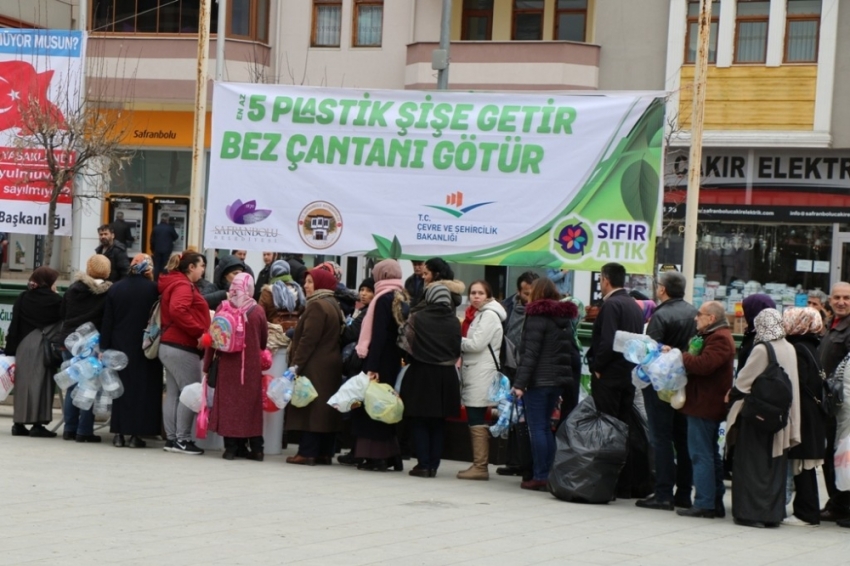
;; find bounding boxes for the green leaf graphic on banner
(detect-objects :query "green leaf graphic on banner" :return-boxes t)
[502,250,560,267]
[373,235,393,258]
[621,158,659,226]
[390,236,403,259]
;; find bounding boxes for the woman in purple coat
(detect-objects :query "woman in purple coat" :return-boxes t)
[204,273,268,461]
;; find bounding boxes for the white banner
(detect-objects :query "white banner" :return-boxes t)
[205,84,665,273]
[0,29,85,236]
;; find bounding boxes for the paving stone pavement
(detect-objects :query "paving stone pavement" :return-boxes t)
[2,409,850,565]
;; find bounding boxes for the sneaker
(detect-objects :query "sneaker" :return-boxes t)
[173,439,204,455]
[11,424,30,436]
[163,440,175,452]
[783,516,817,527]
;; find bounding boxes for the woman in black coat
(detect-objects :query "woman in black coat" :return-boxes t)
[101,254,164,448]
[783,307,827,526]
[512,277,578,491]
[6,267,63,438]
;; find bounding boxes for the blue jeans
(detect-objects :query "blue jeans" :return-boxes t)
[643,388,692,503]
[687,416,724,511]
[63,384,94,436]
[524,386,561,481]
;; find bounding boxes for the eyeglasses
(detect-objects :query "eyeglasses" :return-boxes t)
[696,311,710,317]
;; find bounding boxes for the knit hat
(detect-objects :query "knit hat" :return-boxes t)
[308,267,337,292]
[359,277,375,293]
[372,259,402,282]
[87,254,111,280]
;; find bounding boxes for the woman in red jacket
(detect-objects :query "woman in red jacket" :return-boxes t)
[158,251,211,455]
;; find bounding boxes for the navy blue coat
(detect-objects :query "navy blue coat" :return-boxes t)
[150,221,179,254]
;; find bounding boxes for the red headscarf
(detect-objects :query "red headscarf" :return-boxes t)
[308,267,337,292]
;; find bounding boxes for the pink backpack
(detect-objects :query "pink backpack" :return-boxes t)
[209,301,248,353]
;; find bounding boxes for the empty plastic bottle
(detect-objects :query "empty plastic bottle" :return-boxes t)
[71,383,98,410]
[93,391,112,417]
[100,350,129,371]
[99,368,125,398]
[66,357,104,383]
[53,370,76,391]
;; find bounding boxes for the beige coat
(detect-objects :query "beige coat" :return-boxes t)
[727,338,801,458]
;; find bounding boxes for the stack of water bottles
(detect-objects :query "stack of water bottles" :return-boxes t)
[53,323,129,418]
[613,331,687,404]
[265,365,298,409]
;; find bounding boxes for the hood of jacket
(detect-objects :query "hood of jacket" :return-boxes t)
[213,255,248,289]
[73,272,112,294]
[158,270,190,295]
[479,299,507,322]
[431,279,465,296]
[525,298,578,320]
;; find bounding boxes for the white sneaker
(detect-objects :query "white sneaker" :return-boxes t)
[782,516,817,527]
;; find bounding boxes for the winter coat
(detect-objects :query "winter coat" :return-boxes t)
[514,299,579,391]
[5,287,62,355]
[728,338,802,458]
[405,274,425,308]
[55,274,112,347]
[150,220,179,254]
[202,255,250,310]
[680,323,736,422]
[285,295,344,433]
[360,292,404,383]
[258,284,302,331]
[501,293,526,352]
[101,275,164,436]
[111,218,135,248]
[158,271,210,352]
[254,264,272,301]
[588,288,644,381]
[646,298,697,351]
[787,334,826,461]
[461,300,507,407]
[205,306,268,438]
[819,314,850,377]
[95,241,130,283]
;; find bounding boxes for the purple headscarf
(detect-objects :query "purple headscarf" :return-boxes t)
[742,294,776,332]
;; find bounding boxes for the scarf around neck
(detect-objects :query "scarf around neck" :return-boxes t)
[356,278,404,358]
[462,305,477,337]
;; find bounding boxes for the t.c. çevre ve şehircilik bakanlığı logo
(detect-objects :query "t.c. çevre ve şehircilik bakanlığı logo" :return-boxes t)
[426,192,493,218]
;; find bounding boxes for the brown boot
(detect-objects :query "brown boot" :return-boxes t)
[457,426,490,481]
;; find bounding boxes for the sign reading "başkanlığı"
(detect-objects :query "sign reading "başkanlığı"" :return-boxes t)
[204,84,665,274]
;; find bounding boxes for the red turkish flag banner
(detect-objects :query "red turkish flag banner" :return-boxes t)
[0,61,66,132]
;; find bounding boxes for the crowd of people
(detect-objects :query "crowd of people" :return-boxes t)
[5,238,850,530]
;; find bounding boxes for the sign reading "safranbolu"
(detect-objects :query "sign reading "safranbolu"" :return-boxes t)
[204,83,665,274]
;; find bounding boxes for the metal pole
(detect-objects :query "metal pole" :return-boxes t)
[436,0,452,90]
[188,0,211,251]
[69,0,88,273]
[682,0,712,303]
[204,0,227,281]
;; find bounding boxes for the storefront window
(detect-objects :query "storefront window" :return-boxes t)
[109,150,192,196]
[657,222,832,310]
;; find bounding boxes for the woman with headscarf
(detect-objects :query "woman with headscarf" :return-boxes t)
[259,259,306,332]
[101,254,163,448]
[399,284,462,478]
[739,294,777,369]
[204,273,268,461]
[420,257,465,309]
[782,307,827,526]
[727,308,801,528]
[6,267,63,438]
[348,260,407,472]
[285,267,345,465]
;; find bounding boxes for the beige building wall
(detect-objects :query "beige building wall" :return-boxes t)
[0,0,73,28]
[831,0,850,148]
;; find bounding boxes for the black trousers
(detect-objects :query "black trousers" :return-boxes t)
[409,417,445,470]
[298,432,336,458]
[793,467,821,524]
[591,377,635,421]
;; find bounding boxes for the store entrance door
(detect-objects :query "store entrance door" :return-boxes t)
[831,232,850,288]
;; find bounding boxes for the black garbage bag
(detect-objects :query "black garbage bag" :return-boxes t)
[547,396,629,504]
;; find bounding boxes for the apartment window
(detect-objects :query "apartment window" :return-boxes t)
[555,0,587,42]
[462,0,494,41]
[313,0,342,47]
[353,0,383,47]
[685,1,719,63]
[229,0,270,42]
[735,0,770,63]
[785,0,821,62]
[512,0,544,40]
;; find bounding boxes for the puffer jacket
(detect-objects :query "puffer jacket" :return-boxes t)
[54,273,112,346]
[514,299,578,391]
[461,300,507,407]
[158,271,211,351]
[646,297,697,351]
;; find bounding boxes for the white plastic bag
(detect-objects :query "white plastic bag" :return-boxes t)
[0,356,14,402]
[179,382,204,412]
[328,372,370,412]
[836,436,850,491]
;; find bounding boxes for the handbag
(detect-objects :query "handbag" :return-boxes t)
[41,323,63,368]
[206,353,220,388]
[795,344,830,417]
[195,374,210,439]
[507,399,532,474]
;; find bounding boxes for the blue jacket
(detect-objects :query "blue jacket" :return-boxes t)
[150,221,179,254]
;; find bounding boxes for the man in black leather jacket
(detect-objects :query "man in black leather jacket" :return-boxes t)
[636,271,696,511]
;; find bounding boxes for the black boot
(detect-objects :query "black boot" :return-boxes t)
[247,436,264,461]
[223,437,238,460]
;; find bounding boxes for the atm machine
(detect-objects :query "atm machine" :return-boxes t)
[152,197,189,253]
[105,195,148,257]
[6,233,35,271]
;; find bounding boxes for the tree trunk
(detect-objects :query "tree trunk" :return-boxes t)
[44,192,58,268]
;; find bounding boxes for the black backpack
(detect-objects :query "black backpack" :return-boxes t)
[740,342,794,434]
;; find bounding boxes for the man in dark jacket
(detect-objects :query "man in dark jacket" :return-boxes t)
[254,251,277,300]
[675,301,735,519]
[95,225,129,283]
[404,260,426,307]
[637,271,696,511]
[588,262,644,418]
[111,211,135,248]
[150,213,179,280]
[201,254,248,310]
[819,282,850,524]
